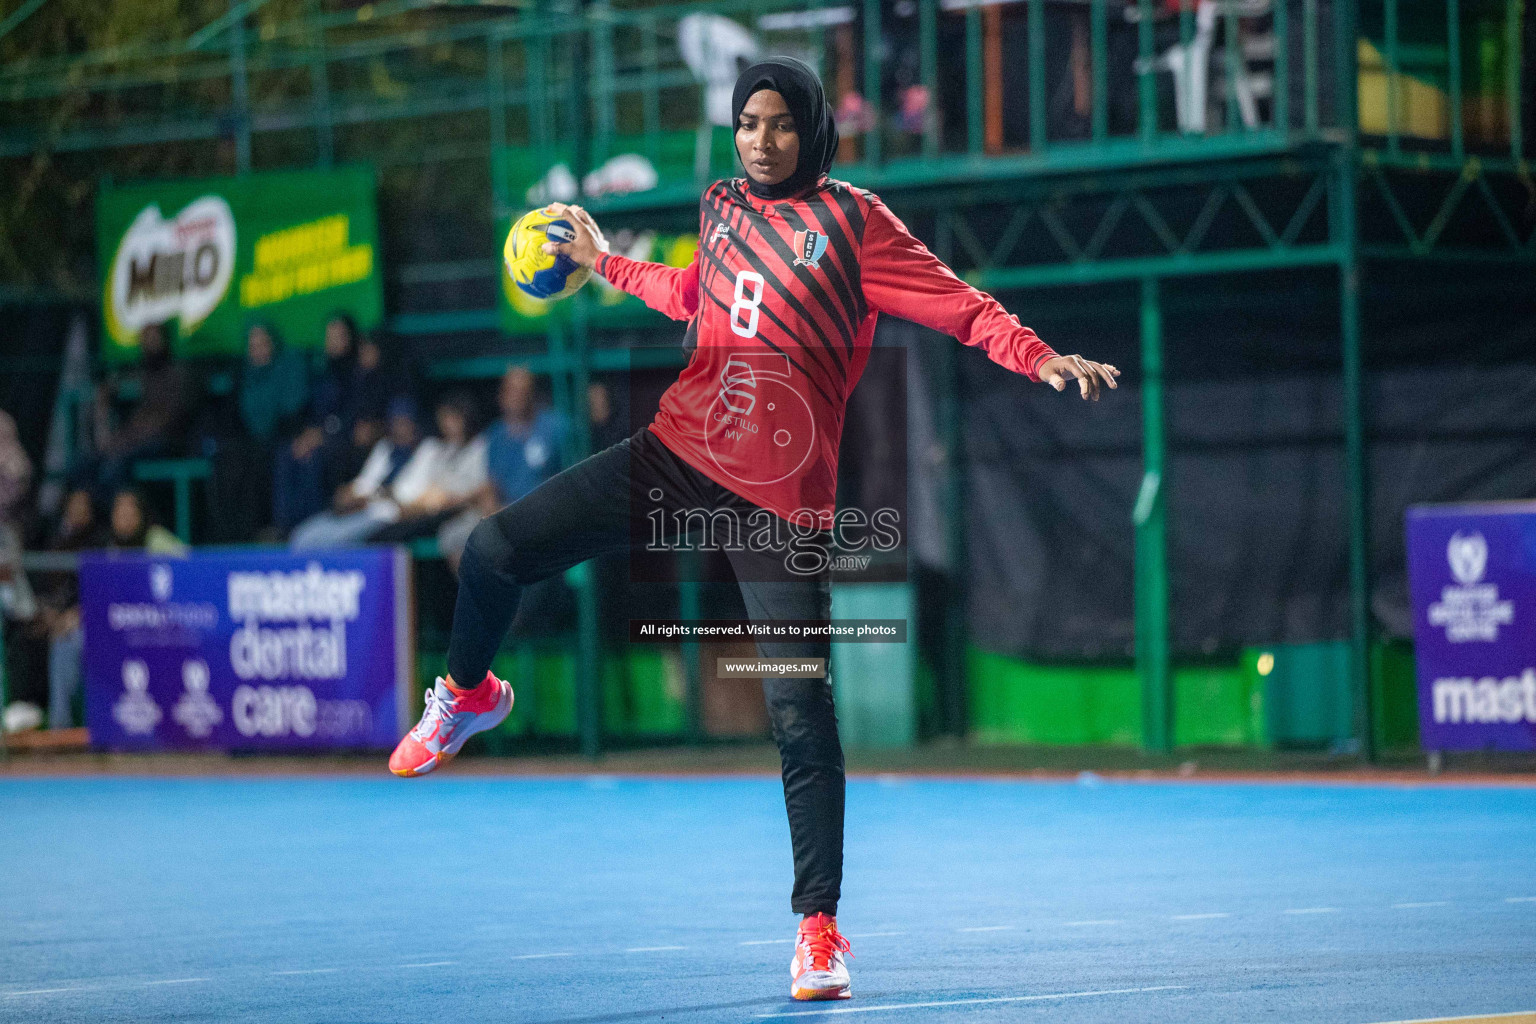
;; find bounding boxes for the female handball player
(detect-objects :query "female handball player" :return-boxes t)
[389,55,1120,1002]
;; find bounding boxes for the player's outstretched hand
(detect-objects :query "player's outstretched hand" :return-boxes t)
[540,203,609,269]
[1038,354,1121,401]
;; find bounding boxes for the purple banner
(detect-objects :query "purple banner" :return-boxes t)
[1406,502,1536,751]
[81,548,412,750]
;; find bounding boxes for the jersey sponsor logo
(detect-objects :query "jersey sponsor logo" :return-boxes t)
[792,229,829,269]
[710,222,731,245]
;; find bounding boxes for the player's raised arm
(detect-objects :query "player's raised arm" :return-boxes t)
[542,202,701,322]
[860,196,1120,401]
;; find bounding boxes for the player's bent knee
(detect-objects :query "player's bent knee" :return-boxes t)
[464,517,528,586]
[464,513,557,587]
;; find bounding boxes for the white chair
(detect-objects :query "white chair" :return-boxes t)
[678,14,761,179]
[1136,0,1273,133]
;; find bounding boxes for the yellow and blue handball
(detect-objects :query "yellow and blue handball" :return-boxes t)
[504,205,592,301]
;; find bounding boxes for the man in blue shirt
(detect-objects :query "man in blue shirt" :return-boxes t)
[484,367,567,505]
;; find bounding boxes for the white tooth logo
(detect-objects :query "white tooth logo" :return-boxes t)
[150,563,173,602]
[1447,531,1487,586]
[106,195,236,347]
[173,659,223,739]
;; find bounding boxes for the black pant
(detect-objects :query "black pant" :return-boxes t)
[449,426,844,916]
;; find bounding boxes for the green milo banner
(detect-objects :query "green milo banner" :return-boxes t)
[96,166,382,362]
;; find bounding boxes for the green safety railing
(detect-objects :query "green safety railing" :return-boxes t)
[4,0,1523,194]
[1368,0,1525,165]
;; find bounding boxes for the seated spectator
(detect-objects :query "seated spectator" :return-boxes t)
[37,489,105,730]
[273,314,388,535]
[1,412,38,719]
[350,332,406,435]
[289,398,422,550]
[0,410,29,534]
[582,381,632,648]
[437,367,568,568]
[78,322,191,499]
[239,323,310,445]
[364,392,488,545]
[587,379,627,452]
[289,394,488,550]
[211,323,309,542]
[109,486,188,555]
[1,411,41,730]
[323,413,387,511]
[42,487,183,731]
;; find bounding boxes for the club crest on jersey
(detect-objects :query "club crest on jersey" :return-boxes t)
[792,230,829,270]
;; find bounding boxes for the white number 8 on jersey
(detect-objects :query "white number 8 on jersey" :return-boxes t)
[730,270,764,338]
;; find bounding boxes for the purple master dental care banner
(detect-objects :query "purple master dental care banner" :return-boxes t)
[81,547,413,750]
[1406,502,1536,751]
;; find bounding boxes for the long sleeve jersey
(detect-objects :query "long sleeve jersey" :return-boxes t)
[594,176,1057,529]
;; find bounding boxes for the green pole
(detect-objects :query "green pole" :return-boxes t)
[966,5,984,155]
[1445,0,1463,161]
[1304,0,1319,132]
[863,0,882,166]
[1507,0,1523,163]
[0,0,49,41]
[811,0,826,80]
[590,0,614,166]
[571,294,600,760]
[230,0,251,175]
[920,0,939,158]
[488,28,510,221]
[1336,0,1375,761]
[1137,0,1156,141]
[1135,276,1171,753]
[1091,0,1108,141]
[936,212,969,738]
[680,549,703,744]
[1273,0,1289,131]
[529,29,550,152]
[1223,2,1240,129]
[1384,0,1399,153]
[1338,165,1374,761]
[307,0,333,167]
[641,13,660,166]
[174,477,193,544]
[1028,0,1046,152]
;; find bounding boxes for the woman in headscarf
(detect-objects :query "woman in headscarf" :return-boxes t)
[238,322,310,446]
[388,57,1120,1001]
[272,313,364,535]
[212,322,310,541]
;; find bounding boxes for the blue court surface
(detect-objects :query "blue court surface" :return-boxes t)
[2,774,1534,1024]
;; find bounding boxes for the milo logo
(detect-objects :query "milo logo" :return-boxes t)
[105,196,236,347]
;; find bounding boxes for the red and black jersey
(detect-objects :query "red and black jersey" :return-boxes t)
[594,176,1056,528]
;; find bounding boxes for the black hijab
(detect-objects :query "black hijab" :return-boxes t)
[730,56,840,201]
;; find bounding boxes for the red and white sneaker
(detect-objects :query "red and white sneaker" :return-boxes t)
[388,672,513,777]
[790,913,852,1001]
